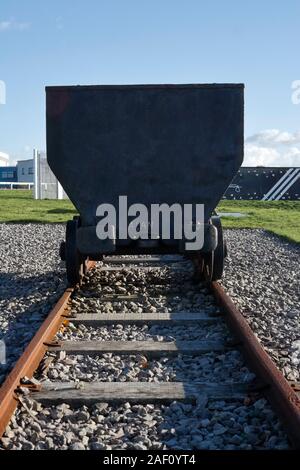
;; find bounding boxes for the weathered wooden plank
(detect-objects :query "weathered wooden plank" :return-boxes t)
[97,294,141,301]
[32,381,255,405]
[99,266,191,272]
[103,256,185,265]
[69,312,221,325]
[49,339,229,356]
[82,292,201,301]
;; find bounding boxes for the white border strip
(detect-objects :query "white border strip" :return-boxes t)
[273,169,300,200]
[268,168,299,200]
[262,168,294,200]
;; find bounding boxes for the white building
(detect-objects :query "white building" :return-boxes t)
[33,150,66,199]
[17,159,34,183]
[0,151,9,167]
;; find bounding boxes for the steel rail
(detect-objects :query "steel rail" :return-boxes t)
[0,266,300,449]
[211,281,300,449]
[0,262,95,438]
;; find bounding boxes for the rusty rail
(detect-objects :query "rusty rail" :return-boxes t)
[211,281,300,449]
[1,265,300,449]
[0,262,95,437]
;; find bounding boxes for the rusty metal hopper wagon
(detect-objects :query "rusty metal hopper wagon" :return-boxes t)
[46,84,244,285]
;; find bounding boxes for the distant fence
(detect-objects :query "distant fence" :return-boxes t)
[223,167,300,200]
[0,182,34,190]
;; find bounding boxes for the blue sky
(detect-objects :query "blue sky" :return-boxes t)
[0,0,300,166]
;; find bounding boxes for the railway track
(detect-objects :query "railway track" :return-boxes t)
[0,256,300,450]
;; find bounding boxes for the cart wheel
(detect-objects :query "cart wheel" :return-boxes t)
[65,219,85,286]
[211,216,225,281]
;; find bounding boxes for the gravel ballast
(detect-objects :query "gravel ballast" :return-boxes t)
[0,224,299,450]
[2,397,289,450]
[0,224,65,384]
[222,229,300,382]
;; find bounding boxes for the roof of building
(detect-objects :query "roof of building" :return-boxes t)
[17,158,33,164]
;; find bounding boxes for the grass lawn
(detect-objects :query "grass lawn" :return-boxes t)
[0,190,77,223]
[0,190,299,244]
[217,200,300,244]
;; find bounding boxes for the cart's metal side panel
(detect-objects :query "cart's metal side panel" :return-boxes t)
[46,84,244,225]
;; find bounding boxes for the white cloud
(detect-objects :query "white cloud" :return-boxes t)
[244,129,300,167]
[244,144,280,166]
[0,19,30,32]
[284,147,300,164]
[0,151,9,160]
[246,129,300,146]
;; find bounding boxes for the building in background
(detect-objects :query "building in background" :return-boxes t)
[33,150,66,199]
[0,150,60,194]
[0,152,32,188]
[0,166,17,183]
[16,158,34,183]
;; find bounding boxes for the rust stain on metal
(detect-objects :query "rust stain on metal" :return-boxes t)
[290,382,300,392]
[211,281,300,449]
[17,383,42,392]
[44,341,61,348]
